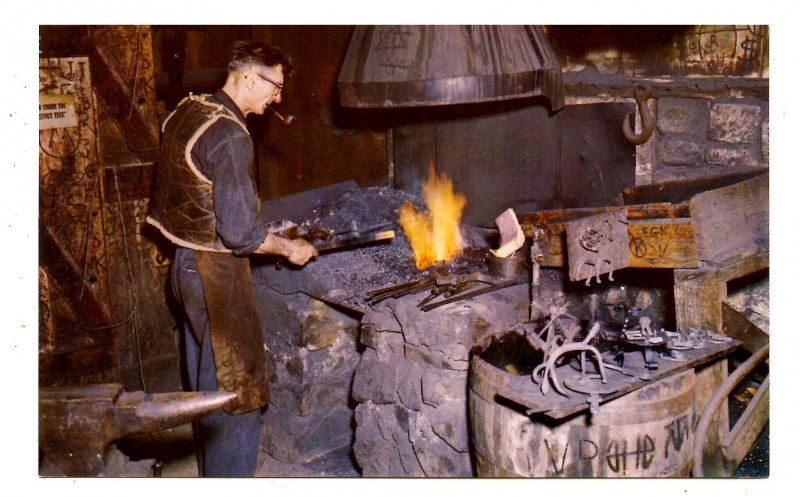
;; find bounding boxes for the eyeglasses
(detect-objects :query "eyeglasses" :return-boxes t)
[256,73,284,94]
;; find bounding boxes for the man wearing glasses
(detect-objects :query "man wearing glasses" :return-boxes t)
[147,40,316,476]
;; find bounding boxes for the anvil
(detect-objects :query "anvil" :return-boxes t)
[39,383,236,476]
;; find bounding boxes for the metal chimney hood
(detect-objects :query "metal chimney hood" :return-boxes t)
[337,25,564,110]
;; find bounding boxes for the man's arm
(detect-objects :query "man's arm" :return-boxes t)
[201,122,317,266]
[205,132,268,255]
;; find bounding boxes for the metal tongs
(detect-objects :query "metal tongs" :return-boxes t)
[366,269,526,311]
[279,221,395,254]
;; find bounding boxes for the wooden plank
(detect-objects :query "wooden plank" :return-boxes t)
[562,73,769,101]
[90,29,184,392]
[518,202,689,225]
[723,375,770,470]
[522,184,769,272]
[522,199,767,271]
[709,251,770,283]
[88,26,160,155]
[622,170,767,206]
[627,219,698,269]
[690,173,769,264]
[40,56,121,387]
[39,56,110,309]
[722,302,770,354]
[519,214,698,269]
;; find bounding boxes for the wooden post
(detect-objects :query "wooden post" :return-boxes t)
[674,269,728,332]
[39,56,118,385]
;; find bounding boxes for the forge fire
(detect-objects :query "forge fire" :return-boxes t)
[398,164,467,270]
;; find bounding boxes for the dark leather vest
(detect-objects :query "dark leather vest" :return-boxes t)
[146,94,248,252]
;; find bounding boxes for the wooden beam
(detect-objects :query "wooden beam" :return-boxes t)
[674,269,727,332]
[623,170,768,206]
[86,26,159,157]
[562,72,769,101]
[564,208,629,282]
[518,208,699,269]
[722,302,770,355]
[39,221,111,326]
[518,202,690,226]
[690,173,769,265]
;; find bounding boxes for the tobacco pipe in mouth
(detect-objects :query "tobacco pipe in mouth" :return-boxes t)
[269,106,296,125]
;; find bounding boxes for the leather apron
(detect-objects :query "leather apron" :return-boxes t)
[194,250,270,415]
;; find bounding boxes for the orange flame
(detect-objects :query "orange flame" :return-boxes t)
[398,164,467,270]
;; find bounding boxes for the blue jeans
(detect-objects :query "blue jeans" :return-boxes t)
[172,248,261,477]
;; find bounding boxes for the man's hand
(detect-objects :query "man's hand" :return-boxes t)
[255,232,318,266]
[284,237,318,266]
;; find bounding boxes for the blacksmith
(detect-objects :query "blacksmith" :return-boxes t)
[146,40,317,476]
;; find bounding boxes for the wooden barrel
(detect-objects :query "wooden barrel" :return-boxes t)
[469,355,696,477]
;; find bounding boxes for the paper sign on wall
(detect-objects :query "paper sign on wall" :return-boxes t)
[39,93,77,130]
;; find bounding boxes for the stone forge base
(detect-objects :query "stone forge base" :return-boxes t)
[254,286,361,466]
[351,284,530,477]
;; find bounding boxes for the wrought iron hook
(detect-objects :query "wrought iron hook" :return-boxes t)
[622,85,654,145]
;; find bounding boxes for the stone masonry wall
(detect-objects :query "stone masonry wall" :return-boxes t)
[351,285,530,476]
[254,286,361,465]
[649,97,768,183]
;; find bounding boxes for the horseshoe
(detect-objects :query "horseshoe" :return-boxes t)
[622,85,654,145]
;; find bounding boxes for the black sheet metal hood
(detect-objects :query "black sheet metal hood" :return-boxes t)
[337,25,564,111]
